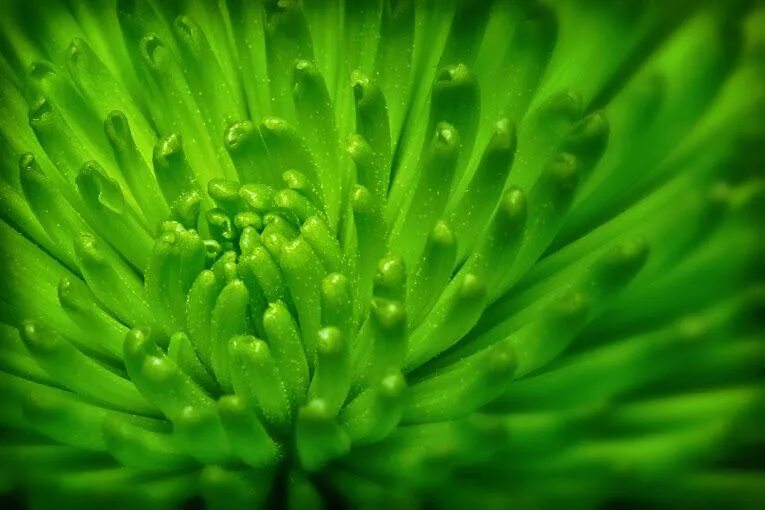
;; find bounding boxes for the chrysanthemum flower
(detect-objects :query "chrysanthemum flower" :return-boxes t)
[0,0,763,508]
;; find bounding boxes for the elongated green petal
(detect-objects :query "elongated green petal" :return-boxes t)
[218,395,280,468]
[21,321,157,415]
[228,335,291,430]
[123,329,214,421]
[262,300,309,408]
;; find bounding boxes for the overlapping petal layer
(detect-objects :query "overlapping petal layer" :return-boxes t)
[0,1,763,508]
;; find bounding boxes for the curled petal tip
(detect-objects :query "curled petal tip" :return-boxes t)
[345,133,373,165]
[208,178,242,204]
[459,273,486,300]
[235,213,262,232]
[548,153,580,189]
[239,184,276,213]
[487,341,516,377]
[282,169,305,190]
[139,33,168,69]
[542,89,584,120]
[23,392,59,417]
[552,290,589,321]
[177,404,217,428]
[73,233,104,263]
[19,320,54,351]
[316,326,344,355]
[124,328,157,358]
[563,111,610,166]
[371,298,407,332]
[295,59,313,72]
[28,96,53,127]
[77,161,125,214]
[293,59,323,94]
[379,371,407,398]
[435,122,459,147]
[350,185,375,213]
[18,153,42,178]
[216,394,245,415]
[492,117,516,148]
[299,398,331,422]
[612,237,649,264]
[435,63,473,85]
[430,220,456,247]
[498,187,527,220]
[66,37,85,61]
[351,70,374,103]
[224,120,255,151]
[375,254,407,297]
[322,271,348,291]
[569,110,609,140]
[141,355,176,383]
[103,111,133,146]
[173,15,200,44]
[153,133,184,166]
[28,61,56,81]
[261,116,289,132]
[592,238,650,293]
[57,276,75,300]
[230,334,266,356]
[495,116,513,135]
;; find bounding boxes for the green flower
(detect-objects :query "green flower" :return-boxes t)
[0,0,763,508]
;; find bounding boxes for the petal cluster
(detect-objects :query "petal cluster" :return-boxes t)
[0,1,763,508]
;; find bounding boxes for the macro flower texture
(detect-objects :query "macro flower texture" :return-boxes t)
[0,0,763,508]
